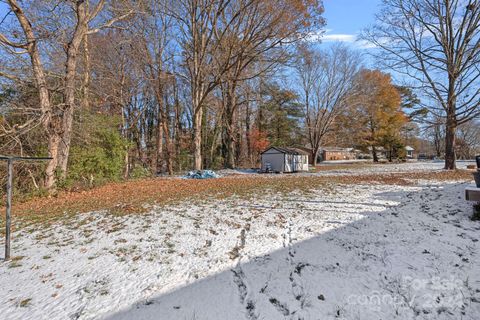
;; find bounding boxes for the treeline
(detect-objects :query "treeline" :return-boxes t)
[1,0,479,194]
[0,0,326,192]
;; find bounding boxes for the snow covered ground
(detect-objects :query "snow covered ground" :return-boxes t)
[309,160,476,176]
[1,162,479,319]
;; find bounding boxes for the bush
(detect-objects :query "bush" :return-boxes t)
[63,114,129,189]
[130,166,152,179]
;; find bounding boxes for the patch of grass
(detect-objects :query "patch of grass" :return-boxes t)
[8,256,25,268]
[11,255,25,262]
[100,289,109,296]
[8,262,22,269]
[19,298,31,308]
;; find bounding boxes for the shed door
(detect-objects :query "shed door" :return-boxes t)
[284,154,292,172]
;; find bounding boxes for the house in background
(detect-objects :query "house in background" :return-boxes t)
[261,147,309,173]
[320,147,357,161]
[372,145,415,160]
[405,146,415,159]
[366,146,387,159]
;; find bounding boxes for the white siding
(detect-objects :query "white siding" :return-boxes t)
[298,155,309,171]
[261,148,309,172]
[292,155,309,172]
[284,154,293,172]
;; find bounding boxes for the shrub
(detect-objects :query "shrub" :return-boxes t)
[63,112,129,189]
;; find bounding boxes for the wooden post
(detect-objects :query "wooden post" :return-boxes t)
[5,158,13,260]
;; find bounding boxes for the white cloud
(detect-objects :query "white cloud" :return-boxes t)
[306,29,379,50]
[306,30,356,43]
[322,33,356,42]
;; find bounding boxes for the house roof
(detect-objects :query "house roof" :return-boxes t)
[405,146,415,151]
[320,147,355,152]
[367,146,386,151]
[261,146,309,155]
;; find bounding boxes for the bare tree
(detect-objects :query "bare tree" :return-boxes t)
[424,113,445,157]
[215,0,325,168]
[295,43,361,166]
[457,120,480,159]
[170,0,232,170]
[361,0,480,169]
[137,0,176,174]
[0,0,134,188]
[88,31,144,178]
[172,0,324,170]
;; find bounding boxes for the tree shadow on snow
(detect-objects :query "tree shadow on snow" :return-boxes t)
[104,183,479,320]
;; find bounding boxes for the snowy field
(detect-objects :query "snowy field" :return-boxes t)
[309,160,476,176]
[1,162,479,319]
[218,160,476,178]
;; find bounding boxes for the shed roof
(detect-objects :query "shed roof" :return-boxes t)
[405,146,415,151]
[261,146,309,155]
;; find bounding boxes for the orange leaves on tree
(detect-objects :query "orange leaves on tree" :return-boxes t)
[250,128,270,153]
[352,69,409,159]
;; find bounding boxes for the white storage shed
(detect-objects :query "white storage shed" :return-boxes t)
[405,146,415,159]
[261,147,309,173]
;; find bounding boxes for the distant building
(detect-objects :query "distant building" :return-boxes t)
[405,146,415,159]
[369,145,415,160]
[366,146,388,159]
[261,147,309,173]
[320,148,357,161]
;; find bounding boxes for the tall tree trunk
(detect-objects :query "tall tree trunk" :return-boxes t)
[121,109,129,179]
[162,93,173,175]
[57,64,77,178]
[45,132,61,189]
[193,105,203,170]
[58,105,73,179]
[163,133,173,175]
[153,79,174,175]
[174,81,182,171]
[155,95,164,175]
[444,114,457,170]
[223,85,237,169]
[82,33,91,110]
[372,145,379,163]
[311,147,319,166]
[245,95,252,164]
[434,124,442,157]
[369,121,379,162]
[58,4,88,179]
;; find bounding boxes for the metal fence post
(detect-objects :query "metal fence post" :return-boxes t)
[5,158,13,260]
[1,155,51,260]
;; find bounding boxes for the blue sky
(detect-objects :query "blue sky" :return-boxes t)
[0,2,8,17]
[0,1,382,45]
[321,0,382,47]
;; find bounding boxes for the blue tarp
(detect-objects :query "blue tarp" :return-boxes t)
[183,170,220,179]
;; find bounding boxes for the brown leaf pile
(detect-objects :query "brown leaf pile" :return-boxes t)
[0,169,473,228]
